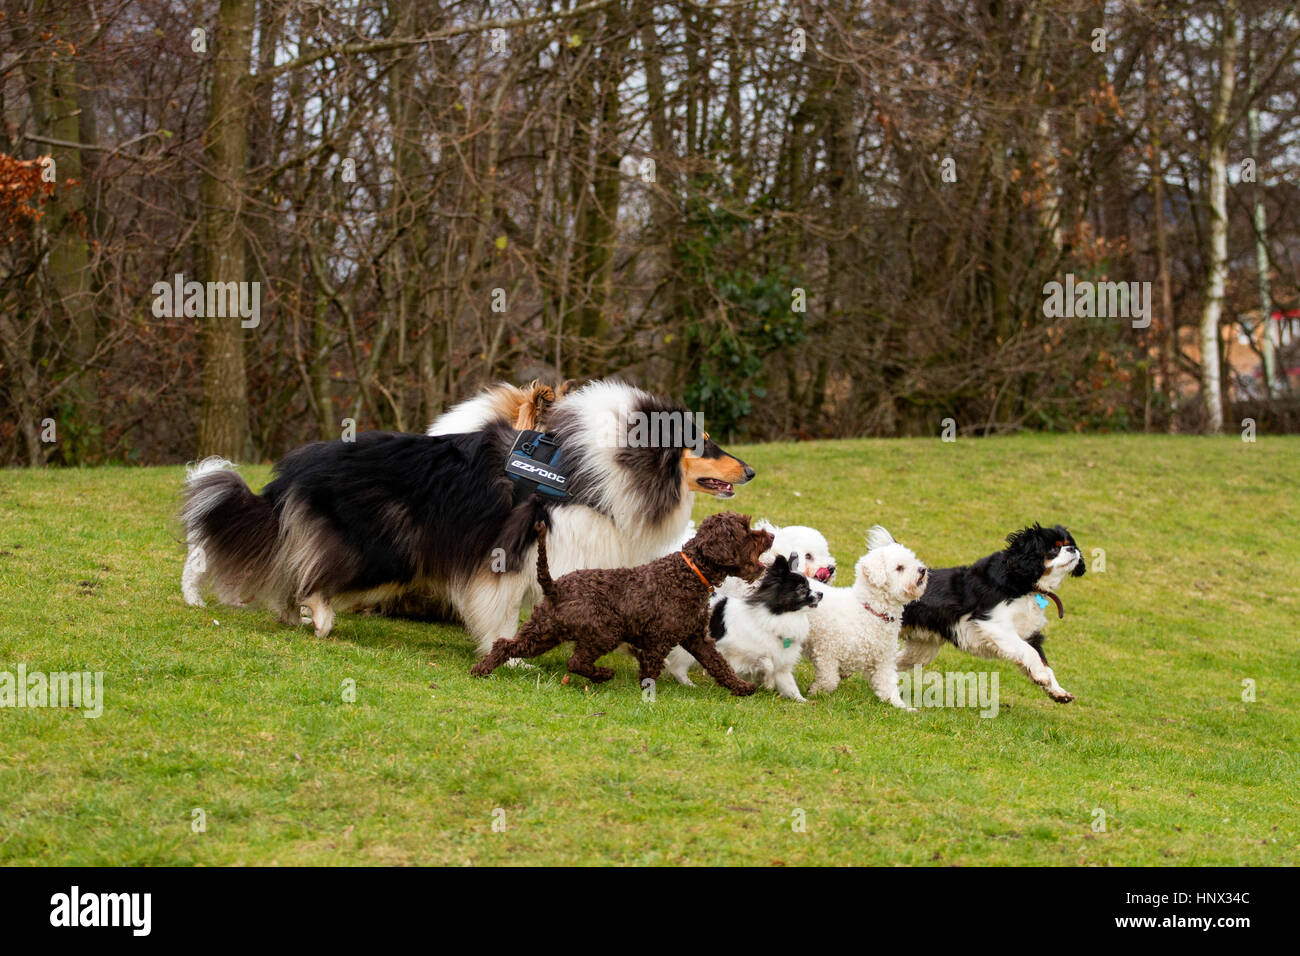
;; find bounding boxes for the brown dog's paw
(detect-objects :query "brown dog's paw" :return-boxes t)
[730,680,758,697]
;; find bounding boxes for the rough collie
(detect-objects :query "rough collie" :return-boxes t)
[180,380,754,653]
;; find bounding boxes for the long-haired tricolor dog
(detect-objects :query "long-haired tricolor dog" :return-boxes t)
[180,380,755,651]
[897,523,1086,702]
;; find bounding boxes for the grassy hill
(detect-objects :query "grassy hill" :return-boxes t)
[0,434,1295,865]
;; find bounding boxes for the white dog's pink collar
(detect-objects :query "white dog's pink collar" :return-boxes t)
[862,600,895,624]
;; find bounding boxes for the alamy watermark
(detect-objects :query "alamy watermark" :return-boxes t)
[614,410,707,453]
[49,886,150,936]
[151,272,261,328]
[899,665,999,717]
[1,664,103,718]
[1043,273,1151,329]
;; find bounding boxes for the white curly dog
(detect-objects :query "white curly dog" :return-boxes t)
[803,526,928,708]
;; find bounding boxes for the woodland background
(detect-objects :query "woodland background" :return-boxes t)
[2,0,1298,466]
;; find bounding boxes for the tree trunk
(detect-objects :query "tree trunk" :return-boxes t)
[29,0,99,460]
[1198,0,1239,434]
[197,0,256,459]
[1151,130,1177,430]
[1245,29,1280,396]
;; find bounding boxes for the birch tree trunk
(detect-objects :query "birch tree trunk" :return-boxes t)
[1245,29,1280,396]
[1198,0,1239,434]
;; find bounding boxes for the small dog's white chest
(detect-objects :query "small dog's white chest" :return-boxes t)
[1006,594,1049,636]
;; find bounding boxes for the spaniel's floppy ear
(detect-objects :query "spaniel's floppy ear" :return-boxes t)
[866,525,896,551]
[1004,525,1048,585]
[1004,522,1044,548]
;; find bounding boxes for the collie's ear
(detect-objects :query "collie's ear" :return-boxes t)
[771,552,790,574]
[787,551,800,572]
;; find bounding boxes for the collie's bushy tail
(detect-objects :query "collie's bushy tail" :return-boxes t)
[180,457,279,608]
[534,520,559,603]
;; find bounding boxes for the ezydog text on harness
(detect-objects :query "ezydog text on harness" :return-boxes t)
[505,430,570,503]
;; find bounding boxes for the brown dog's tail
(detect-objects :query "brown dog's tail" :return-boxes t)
[534,520,559,602]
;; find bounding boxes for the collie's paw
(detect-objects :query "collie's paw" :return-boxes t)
[1048,688,1075,703]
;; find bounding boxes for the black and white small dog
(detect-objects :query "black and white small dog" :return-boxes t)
[664,553,822,701]
[898,523,1086,702]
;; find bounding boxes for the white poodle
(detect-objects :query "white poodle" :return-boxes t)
[803,526,928,708]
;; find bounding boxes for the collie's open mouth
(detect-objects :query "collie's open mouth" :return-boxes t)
[696,478,735,497]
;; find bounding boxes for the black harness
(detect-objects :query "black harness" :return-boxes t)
[504,430,570,504]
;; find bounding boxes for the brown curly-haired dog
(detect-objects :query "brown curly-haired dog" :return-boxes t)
[471,511,773,694]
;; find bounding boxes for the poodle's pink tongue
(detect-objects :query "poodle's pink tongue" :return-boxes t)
[815,567,832,582]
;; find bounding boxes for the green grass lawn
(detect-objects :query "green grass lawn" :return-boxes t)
[0,434,1296,865]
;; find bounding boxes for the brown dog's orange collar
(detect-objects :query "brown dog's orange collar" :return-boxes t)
[679,551,714,593]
